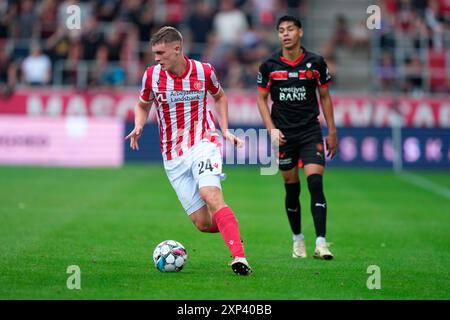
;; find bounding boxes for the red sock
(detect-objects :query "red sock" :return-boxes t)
[209,218,219,233]
[213,206,245,258]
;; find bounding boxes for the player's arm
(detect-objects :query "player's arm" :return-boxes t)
[318,86,337,158]
[212,89,244,147]
[256,88,286,146]
[125,100,153,151]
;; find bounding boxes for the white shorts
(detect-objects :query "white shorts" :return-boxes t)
[163,140,223,215]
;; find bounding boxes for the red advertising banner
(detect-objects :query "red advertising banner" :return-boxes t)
[0,89,449,127]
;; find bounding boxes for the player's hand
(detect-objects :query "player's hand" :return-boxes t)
[125,126,143,151]
[326,131,337,159]
[224,130,244,148]
[270,128,286,147]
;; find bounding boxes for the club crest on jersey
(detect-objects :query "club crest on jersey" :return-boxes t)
[305,62,314,79]
[305,69,314,79]
[193,80,203,90]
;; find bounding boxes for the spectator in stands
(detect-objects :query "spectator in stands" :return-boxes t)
[37,0,58,40]
[61,40,82,86]
[13,0,38,40]
[45,27,71,63]
[88,44,125,87]
[0,0,13,41]
[329,15,353,49]
[120,0,155,43]
[187,1,214,60]
[213,0,249,46]
[0,48,16,97]
[376,51,397,91]
[377,1,397,51]
[425,0,444,49]
[94,0,121,23]
[250,0,276,26]
[81,16,105,60]
[403,55,424,94]
[21,44,52,85]
[351,19,370,49]
[396,0,416,33]
[105,23,125,62]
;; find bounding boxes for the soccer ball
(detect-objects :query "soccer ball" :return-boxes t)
[152,240,188,272]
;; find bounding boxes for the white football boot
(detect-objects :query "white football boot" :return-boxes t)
[230,257,252,276]
[314,243,334,260]
[292,239,307,258]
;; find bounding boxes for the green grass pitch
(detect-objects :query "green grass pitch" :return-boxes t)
[0,165,449,299]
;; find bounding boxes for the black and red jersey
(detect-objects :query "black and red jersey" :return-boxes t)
[257,47,332,131]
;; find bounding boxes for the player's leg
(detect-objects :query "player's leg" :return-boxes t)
[189,205,215,232]
[301,141,334,260]
[193,141,251,275]
[279,149,306,258]
[198,178,251,275]
[163,154,211,231]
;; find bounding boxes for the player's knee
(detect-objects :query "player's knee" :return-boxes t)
[200,187,224,209]
[307,174,323,193]
[281,168,299,184]
[283,176,299,184]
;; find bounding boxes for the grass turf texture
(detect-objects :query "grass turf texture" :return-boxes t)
[0,165,449,300]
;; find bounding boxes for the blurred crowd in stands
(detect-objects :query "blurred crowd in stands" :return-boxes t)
[0,0,449,96]
[374,0,450,94]
[0,0,303,94]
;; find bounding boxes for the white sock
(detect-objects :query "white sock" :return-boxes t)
[316,237,326,246]
[293,233,304,241]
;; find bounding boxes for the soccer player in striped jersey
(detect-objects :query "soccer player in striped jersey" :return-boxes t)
[125,26,251,275]
[257,16,337,260]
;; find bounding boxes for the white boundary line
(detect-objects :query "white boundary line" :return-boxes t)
[397,171,450,200]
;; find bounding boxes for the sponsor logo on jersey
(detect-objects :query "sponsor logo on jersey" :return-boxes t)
[279,87,307,101]
[157,91,203,103]
[257,72,263,84]
[270,71,288,80]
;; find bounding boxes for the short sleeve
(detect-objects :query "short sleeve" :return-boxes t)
[317,56,332,88]
[257,62,270,91]
[206,64,221,96]
[139,69,154,104]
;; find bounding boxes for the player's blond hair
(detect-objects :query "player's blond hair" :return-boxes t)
[150,26,183,46]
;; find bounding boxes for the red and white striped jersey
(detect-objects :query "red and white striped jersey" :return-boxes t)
[139,56,221,161]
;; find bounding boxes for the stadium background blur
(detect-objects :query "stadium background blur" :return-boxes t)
[1,0,449,93]
[1,0,449,300]
[1,0,449,169]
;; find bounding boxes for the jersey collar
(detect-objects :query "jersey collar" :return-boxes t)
[167,55,191,79]
[279,47,306,67]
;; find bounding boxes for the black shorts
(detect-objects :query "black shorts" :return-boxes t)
[277,124,325,171]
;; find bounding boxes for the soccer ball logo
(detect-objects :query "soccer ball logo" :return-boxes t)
[152,240,188,272]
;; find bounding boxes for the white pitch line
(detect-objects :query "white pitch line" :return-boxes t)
[397,171,450,200]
